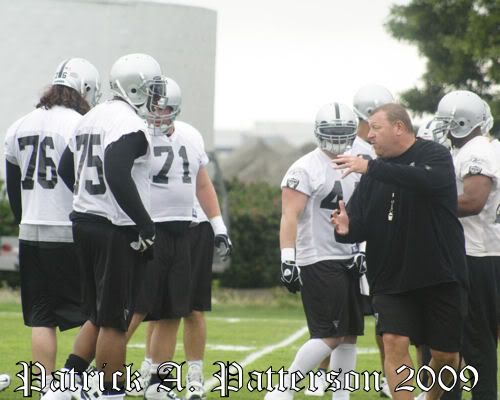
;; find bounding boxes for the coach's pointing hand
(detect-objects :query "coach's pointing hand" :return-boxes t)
[332,154,369,177]
[331,200,349,235]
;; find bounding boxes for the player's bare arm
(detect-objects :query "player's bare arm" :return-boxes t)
[279,187,308,250]
[196,167,221,219]
[458,174,493,217]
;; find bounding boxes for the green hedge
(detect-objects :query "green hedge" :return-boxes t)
[0,180,18,236]
[220,179,282,288]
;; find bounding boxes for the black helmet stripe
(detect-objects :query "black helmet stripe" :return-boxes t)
[56,58,71,79]
[334,102,340,119]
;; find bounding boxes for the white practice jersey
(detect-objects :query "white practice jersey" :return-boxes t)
[281,148,360,266]
[4,106,80,227]
[492,138,500,157]
[150,121,209,222]
[70,100,152,226]
[453,136,500,256]
[351,136,376,160]
[193,198,209,224]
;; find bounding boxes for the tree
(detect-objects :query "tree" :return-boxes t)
[386,0,500,136]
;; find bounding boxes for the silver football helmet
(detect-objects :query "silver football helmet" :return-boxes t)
[52,58,101,107]
[434,90,486,139]
[109,53,164,117]
[314,102,358,155]
[482,100,494,134]
[353,84,394,120]
[145,76,182,135]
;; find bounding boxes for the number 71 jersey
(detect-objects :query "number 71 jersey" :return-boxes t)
[281,148,360,265]
[149,121,209,222]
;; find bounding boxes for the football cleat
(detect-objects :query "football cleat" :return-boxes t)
[185,364,205,400]
[0,374,10,392]
[304,372,327,396]
[380,377,392,398]
[40,369,100,400]
[144,382,184,400]
[264,387,294,400]
[126,359,151,397]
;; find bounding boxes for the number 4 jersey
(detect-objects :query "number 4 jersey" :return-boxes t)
[4,106,81,227]
[281,148,360,266]
[149,121,209,222]
[69,100,152,226]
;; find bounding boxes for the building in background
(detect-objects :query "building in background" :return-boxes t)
[0,0,217,175]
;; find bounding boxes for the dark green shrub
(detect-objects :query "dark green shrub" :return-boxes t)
[220,179,282,288]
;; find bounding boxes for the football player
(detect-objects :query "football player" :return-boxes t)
[265,103,364,400]
[4,58,100,392]
[432,90,500,399]
[42,53,161,400]
[124,76,231,400]
[306,86,395,399]
[351,84,394,160]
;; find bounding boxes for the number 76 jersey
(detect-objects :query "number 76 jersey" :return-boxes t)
[4,107,81,225]
[281,148,360,266]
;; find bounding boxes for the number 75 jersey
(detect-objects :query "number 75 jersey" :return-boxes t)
[69,100,152,226]
[281,148,360,266]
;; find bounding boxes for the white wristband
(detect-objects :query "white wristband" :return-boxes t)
[209,215,227,235]
[281,248,295,263]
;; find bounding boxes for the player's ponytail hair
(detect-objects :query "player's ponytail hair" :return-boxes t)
[36,85,91,115]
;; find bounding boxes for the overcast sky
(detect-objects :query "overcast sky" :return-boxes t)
[153,0,425,130]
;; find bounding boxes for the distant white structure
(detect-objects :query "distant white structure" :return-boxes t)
[0,0,217,175]
[215,121,314,154]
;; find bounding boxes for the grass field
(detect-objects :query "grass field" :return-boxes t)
[0,287,486,399]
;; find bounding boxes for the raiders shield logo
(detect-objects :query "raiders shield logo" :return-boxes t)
[468,165,482,175]
[287,177,299,189]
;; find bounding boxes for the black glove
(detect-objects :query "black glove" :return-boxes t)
[214,234,232,261]
[281,261,302,294]
[347,252,367,277]
[130,224,155,260]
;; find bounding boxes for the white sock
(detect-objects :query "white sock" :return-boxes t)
[286,339,332,391]
[149,363,160,375]
[145,357,152,364]
[187,360,203,370]
[330,343,357,400]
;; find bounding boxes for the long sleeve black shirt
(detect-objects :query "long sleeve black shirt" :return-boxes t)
[335,138,468,295]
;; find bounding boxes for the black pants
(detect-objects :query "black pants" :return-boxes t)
[462,256,498,400]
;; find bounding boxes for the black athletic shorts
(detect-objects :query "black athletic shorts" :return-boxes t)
[493,256,500,324]
[19,241,86,331]
[72,218,145,331]
[187,222,214,312]
[300,259,364,339]
[372,282,467,352]
[144,222,193,319]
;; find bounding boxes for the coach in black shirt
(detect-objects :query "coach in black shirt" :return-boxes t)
[331,103,467,400]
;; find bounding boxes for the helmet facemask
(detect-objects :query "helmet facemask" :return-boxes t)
[314,123,357,155]
[426,120,451,149]
[142,78,180,135]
